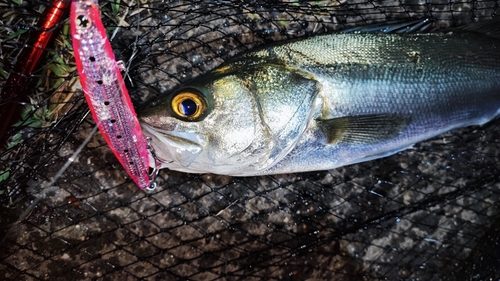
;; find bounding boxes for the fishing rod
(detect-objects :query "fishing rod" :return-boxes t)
[0,0,71,147]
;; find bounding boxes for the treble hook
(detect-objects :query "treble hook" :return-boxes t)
[146,137,161,191]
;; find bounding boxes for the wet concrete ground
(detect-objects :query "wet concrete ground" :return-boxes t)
[1,0,500,280]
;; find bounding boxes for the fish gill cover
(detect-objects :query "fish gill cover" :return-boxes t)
[0,0,499,280]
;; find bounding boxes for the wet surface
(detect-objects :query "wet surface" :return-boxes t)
[1,0,500,280]
[1,117,498,280]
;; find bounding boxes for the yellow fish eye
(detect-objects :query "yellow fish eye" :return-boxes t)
[171,91,207,120]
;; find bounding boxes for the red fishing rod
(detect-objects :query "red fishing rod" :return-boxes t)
[0,0,71,147]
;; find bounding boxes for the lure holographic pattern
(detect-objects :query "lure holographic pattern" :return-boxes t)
[70,0,151,189]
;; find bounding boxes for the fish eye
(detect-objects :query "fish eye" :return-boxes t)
[76,15,91,29]
[171,90,207,120]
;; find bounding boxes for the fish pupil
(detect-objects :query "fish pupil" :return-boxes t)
[179,99,198,116]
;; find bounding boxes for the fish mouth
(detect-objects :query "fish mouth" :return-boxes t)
[141,123,206,168]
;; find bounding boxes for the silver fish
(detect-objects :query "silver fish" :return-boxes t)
[140,20,500,176]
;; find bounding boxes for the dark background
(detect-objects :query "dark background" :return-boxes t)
[1,0,500,280]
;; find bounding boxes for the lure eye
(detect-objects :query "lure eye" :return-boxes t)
[76,15,91,29]
[171,90,207,120]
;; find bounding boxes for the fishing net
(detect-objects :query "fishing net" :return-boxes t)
[1,0,500,279]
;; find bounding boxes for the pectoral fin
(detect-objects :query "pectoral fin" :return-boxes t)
[316,114,411,144]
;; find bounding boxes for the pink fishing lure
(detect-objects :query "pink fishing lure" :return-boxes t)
[70,0,152,189]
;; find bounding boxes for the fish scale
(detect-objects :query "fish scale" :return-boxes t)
[140,20,500,176]
[70,0,151,189]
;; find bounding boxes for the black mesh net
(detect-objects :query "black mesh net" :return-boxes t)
[1,0,500,280]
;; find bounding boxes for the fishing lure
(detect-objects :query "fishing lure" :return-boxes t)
[0,0,71,146]
[70,0,155,189]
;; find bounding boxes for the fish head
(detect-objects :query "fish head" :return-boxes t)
[140,62,320,175]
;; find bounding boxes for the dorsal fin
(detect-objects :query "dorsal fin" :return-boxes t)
[457,18,500,39]
[341,18,434,34]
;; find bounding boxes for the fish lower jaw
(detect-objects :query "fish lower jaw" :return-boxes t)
[154,160,261,176]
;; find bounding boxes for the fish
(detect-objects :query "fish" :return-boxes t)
[70,0,152,189]
[139,19,500,176]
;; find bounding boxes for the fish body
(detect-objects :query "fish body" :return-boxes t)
[141,21,500,176]
[71,0,151,188]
